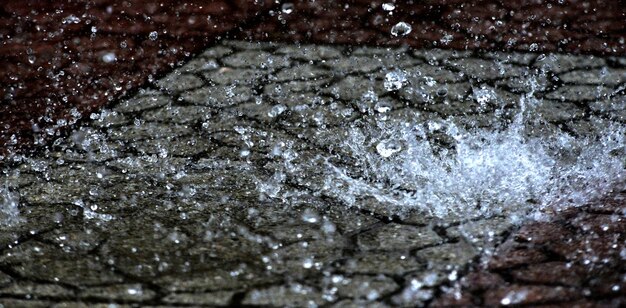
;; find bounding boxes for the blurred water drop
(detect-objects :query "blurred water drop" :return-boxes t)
[384,70,407,91]
[149,31,158,41]
[281,3,294,14]
[391,22,412,37]
[268,104,287,117]
[102,52,116,63]
[382,3,396,11]
[376,140,402,157]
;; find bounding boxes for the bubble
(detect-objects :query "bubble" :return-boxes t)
[391,22,412,37]
[149,31,158,41]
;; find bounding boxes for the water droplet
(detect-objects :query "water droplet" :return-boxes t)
[302,258,313,269]
[436,87,448,97]
[382,3,395,11]
[102,52,116,63]
[384,70,407,91]
[440,34,454,45]
[62,15,81,24]
[473,86,496,105]
[500,290,528,306]
[391,22,412,37]
[268,104,287,117]
[302,209,319,223]
[281,3,294,14]
[374,101,393,113]
[376,140,402,157]
[27,55,36,64]
[149,31,158,41]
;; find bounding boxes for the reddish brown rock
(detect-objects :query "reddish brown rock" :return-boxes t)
[510,261,586,287]
[483,285,581,306]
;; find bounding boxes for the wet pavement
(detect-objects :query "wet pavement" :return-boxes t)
[0,41,624,306]
[3,0,626,158]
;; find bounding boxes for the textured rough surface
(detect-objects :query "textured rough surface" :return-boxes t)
[0,41,624,306]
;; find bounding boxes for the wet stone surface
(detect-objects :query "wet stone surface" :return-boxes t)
[0,41,625,306]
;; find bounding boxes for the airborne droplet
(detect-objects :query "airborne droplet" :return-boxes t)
[391,22,412,37]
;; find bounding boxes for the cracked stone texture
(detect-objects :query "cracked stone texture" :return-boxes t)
[0,41,625,306]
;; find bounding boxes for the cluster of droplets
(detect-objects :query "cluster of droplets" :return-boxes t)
[319,94,625,219]
[257,74,625,221]
[0,179,21,227]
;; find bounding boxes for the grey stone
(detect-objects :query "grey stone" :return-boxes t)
[275,44,343,60]
[534,54,606,73]
[322,57,384,74]
[202,68,264,85]
[142,105,211,124]
[79,284,156,302]
[357,224,442,251]
[156,73,204,92]
[446,217,513,243]
[334,275,399,300]
[559,68,626,86]
[447,58,526,80]
[415,242,478,270]
[178,57,220,73]
[544,85,612,101]
[322,75,380,101]
[162,291,235,306]
[535,101,585,122]
[242,284,325,306]
[222,50,291,69]
[181,84,253,107]
[114,95,171,113]
[342,253,424,276]
[0,282,74,298]
[198,45,232,58]
[107,122,192,142]
[273,63,333,82]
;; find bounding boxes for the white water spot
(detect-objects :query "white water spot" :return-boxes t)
[149,31,158,41]
[62,15,81,24]
[382,3,396,11]
[268,104,287,117]
[473,85,497,105]
[384,70,407,91]
[102,52,117,63]
[281,3,294,14]
[500,290,528,305]
[302,209,320,223]
[375,100,393,113]
[391,22,412,37]
[0,184,21,226]
[440,34,454,45]
[376,139,402,157]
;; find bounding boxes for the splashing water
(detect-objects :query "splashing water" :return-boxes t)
[0,183,21,226]
[262,81,626,221]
